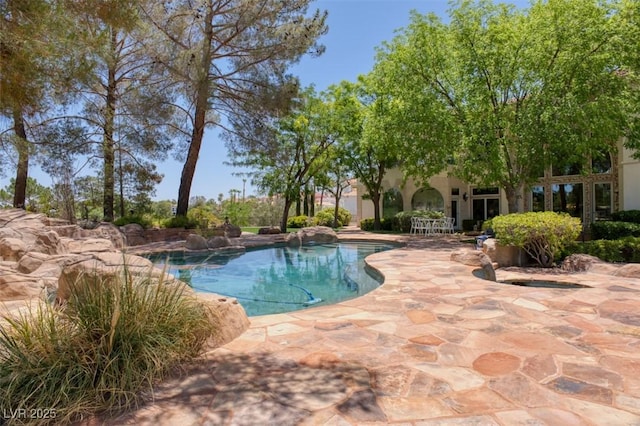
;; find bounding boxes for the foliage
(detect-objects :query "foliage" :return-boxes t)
[590,221,640,240]
[314,207,352,227]
[0,268,216,424]
[163,215,199,229]
[113,214,153,229]
[564,237,640,263]
[491,212,582,267]
[360,217,394,232]
[373,0,640,213]
[611,210,640,224]
[187,206,221,230]
[287,215,310,228]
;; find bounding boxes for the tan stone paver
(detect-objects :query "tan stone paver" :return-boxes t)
[98,230,640,425]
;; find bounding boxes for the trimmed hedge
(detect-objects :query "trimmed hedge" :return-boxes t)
[591,221,640,240]
[611,210,640,224]
[491,212,582,267]
[564,237,640,263]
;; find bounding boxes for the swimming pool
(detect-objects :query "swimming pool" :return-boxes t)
[146,241,395,316]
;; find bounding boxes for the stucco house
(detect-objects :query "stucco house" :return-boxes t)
[356,141,640,230]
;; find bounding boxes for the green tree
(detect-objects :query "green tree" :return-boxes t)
[374,0,639,213]
[0,0,82,209]
[140,0,327,217]
[0,177,54,213]
[328,78,401,230]
[226,86,336,231]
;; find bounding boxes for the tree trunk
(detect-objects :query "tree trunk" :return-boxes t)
[102,30,117,222]
[303,185,309,216]
[118,146,125,218]
[280,197,293,232]
[176,9,213,217]
[12,107,28,209]
[505,183,525,213]
[371,192,382,230]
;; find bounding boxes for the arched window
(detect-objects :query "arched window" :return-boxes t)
[411,188,444,212]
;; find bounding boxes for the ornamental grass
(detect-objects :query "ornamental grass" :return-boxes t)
[0,266,218,425]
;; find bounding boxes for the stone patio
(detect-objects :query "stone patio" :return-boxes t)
[99,230,640,424]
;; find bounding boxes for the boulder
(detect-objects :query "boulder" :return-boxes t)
[0,237,27,261]
[57,252,181,301]
[613,264,640,279]
[258,226,281,235]
[120,223,147,246]
[561,254,604,273]
[207,236,231,249]
[65,238,116,254]
[17,251,52,274]
[450,250,486,267]
[185,234,208,250]
[0,265,45,300]
[285,232,302,247]
[484,239,528,267]
[92,223,125,249]
[480,254,497,282]
[221,223,242,238]
[296,226,338,245]
[197,293,251,349]
[31,231,67,255]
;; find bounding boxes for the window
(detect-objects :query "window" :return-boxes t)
[472,198,500,221]
[531,186,544,212]
[552,183,583,220]
[552,162,582,177]
[451,188,460,196]
[411,188,444,211]
[472,187,499,195]
[592,153,612,174]
[594,183,612,219]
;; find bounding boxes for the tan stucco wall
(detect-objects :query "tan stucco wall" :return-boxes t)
[621,146,640,210]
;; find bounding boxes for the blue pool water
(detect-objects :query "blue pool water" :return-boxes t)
[147,242,395,316]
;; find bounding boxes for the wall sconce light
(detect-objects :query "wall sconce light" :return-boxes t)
[462,192,468,202]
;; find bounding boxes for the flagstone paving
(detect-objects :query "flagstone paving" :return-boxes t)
[108,230,640,425]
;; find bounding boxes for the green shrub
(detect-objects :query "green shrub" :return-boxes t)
[360,218,374,231]
[591,221,640,240]
[564,237,640,263]
[187,206,221,229]
[287,215,310,228]
[163,215,199,229]
[113,214,153,229]
[314,207,352,227]
[0,269,216,425]
[611,210,640,224]
[491,212,582,267]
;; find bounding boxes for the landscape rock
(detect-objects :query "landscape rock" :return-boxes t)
[561,254,604,273]
[16,251,51,274]
[92,223,126,249]
[0,266,45,300]
[296,226,338,245]
[450,250,486,266]
[285,232,302,247]
[613,264,640,279]
[207,236,231,249]
[120,223,147,246]
[65,238,116,254]
[57,252,181,301]
[222,223,242,238]
[197,293,251,349]
[31,230,67,255]
[480,254,497,282]
[484,239,528,267]
[185,234,208,250]
[0,237,27,261]
[258,226,281,235]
